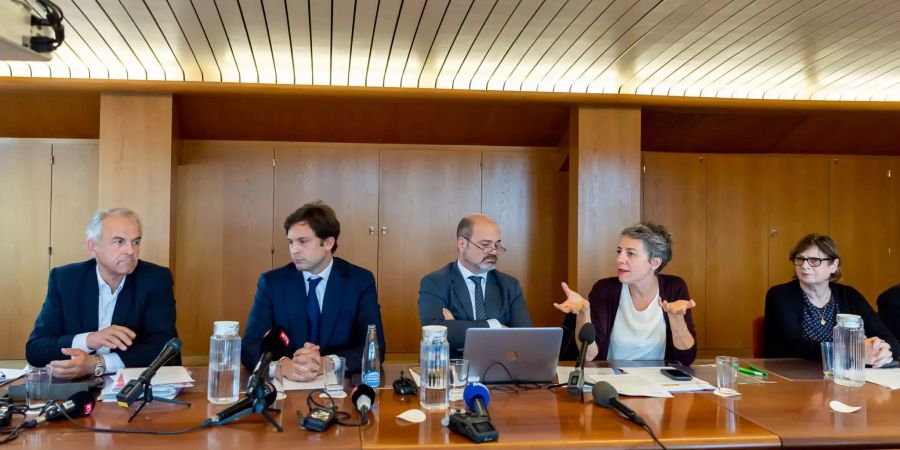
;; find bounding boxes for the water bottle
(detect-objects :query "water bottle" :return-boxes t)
[362,324,381,388]
[208,321,241,404]
[419,325,449,411]
[833,313,865,387]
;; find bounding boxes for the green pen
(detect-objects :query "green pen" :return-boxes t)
[738,367,765,377]
[747,364,769,377]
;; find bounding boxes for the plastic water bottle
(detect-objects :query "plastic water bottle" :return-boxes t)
[833,313,865,387]
[362,324,381,388]
[208,321,241,404]
[419,325,449,411]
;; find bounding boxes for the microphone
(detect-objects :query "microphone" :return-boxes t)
[568,323,596,396]
[205,381,277,426]
[592,381,645,426]
[351,384,376,424]
[246,327,290,396]
[24,391,95,428]
[117,338,182,407]
[462,383,490,417]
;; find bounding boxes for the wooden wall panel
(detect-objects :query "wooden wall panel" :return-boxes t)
[0,91,100,139]
[482,151,568,329]
[569,107,642,296]
[174,141,274,357]
[765,156,830,286]
[641,152,707,348]
[0,141,51,359]
[706,155,769,352]
[98,93,174,266]
[273,145,379,274]
[377,149,482,353]
[829,157,897,305]
[50,143,99,268]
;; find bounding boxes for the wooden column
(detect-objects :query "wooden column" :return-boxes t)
[568,107,641,295]
[99,93,174,266]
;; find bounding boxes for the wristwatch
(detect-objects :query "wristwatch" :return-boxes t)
[92,354,106,377]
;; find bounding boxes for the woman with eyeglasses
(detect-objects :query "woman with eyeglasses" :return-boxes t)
[554,222,697,366]
[763,234,898,366]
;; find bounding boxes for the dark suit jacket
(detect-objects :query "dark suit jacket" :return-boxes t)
[418,262,532,357]
[26,259,179,368]
[877,284,900,349]
[763,279,900,360]
[586,275,697,366]
[241,257,385,374]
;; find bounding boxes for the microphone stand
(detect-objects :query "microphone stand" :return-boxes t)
[127,380,191,422]
[250,381,283,432]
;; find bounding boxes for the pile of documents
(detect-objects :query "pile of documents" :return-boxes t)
[0,368,25,387]
[100,366,194,402]
[556,366,716,398]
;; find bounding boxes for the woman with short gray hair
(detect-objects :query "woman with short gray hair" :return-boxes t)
[555,222,697,366]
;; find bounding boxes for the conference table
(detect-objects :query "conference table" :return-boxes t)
[3,359,900,449]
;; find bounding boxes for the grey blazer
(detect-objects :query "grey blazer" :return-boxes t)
[418,262,532,356]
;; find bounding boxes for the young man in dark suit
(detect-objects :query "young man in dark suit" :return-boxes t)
[242,201,385,382]
[26,208,178,379]
[418,213,532,357]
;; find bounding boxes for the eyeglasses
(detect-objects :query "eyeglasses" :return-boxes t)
[791,256,834,267]
[463,237,507,254]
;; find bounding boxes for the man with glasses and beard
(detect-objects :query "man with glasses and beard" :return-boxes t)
[418,213,532,357]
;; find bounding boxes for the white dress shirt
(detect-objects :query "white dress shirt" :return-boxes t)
[607,283,666,361]
[71,266,127,374]
[303,258,333,311]
[456,261,501,328]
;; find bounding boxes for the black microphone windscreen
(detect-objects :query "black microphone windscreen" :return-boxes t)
[578,323,596,345]
[351,384,375,406]
[67,391,96,418]
[261,326,290,358]
[591,381,618,408]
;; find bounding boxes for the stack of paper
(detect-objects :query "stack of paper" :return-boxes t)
[0,368,26,387]
[100,366,194,402]
[865,368,900,389]
[554,365,715,398]
[618,367,716,393]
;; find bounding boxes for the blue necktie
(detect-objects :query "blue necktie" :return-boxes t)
[306,277,323,345]
[469,275,486,320]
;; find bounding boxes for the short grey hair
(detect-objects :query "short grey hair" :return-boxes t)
[621,221,673,274]
[86,208,143,244]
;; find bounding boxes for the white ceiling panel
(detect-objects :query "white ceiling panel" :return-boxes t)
[3,0,900,102]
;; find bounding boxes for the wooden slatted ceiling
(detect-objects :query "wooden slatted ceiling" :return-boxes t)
[4,0,900,102]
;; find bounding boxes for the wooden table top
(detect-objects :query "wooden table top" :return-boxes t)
[700,358,900,449]
[4,359,900,449]
[362,363,780,449]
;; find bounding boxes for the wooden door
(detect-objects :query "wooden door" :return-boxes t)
[766,156,830,285]
[50,142,99,268]
[377,149,482,353]
[273,144,379,274]
[482,150,567,329]
[706,155,769,353]
[0,141,51,359]
[829,157,897,305]
[642,152,708,348]
[174,141,275,357]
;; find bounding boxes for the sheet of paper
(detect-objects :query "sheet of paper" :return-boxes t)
[618,366,716,392]
[865,368,900,389]
[555,366,615,385]
[0,368,26,386]
[117,366,195,386]
[587,373,674,398]
[278,374,325,391]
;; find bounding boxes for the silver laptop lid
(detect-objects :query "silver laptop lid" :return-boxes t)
[463,327,563,384]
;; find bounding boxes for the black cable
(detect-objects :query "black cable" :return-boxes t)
[641,422,667,450]
[302,389,363,427]
[55,405,207,435]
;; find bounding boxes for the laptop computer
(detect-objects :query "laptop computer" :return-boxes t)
[463,327,563,384]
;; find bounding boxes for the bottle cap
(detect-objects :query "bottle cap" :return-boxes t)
[214,321,240,336]
[836,314,862,329]
[422,325,447,340]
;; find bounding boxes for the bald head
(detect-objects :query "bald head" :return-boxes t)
[456,213,497,240]
[456,213,502,274]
